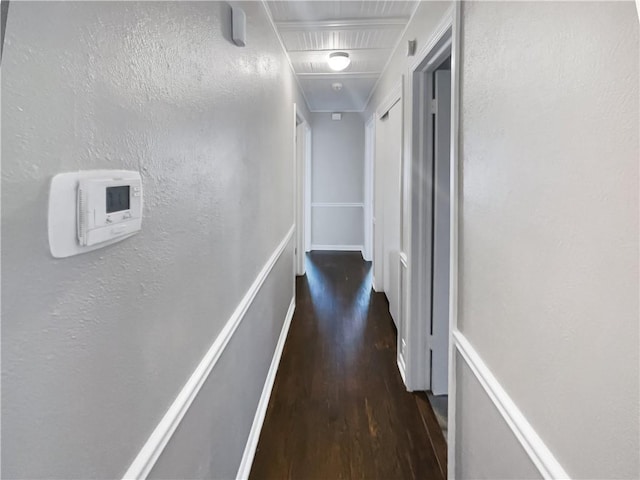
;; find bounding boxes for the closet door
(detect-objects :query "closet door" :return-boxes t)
[373,114,387,292]
[383,100,402,327]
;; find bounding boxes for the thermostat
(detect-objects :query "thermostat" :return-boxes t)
[48,170,143,258]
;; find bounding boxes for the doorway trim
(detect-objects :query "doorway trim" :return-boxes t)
[363,115,375,265]
[404,5,459,474]
[447,5,461,477]
[405,7,453,389]
[294,104,311,277]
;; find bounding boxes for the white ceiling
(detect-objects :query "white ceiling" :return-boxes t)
[266,1,418,112]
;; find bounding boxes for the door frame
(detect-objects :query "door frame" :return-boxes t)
[294,104,311,276]
[405,9,453,392]
[447,6,461,476]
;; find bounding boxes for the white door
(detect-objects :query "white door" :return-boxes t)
[363,118,375,263]
[383,100,402,327]
[431,69,451,395]
[373,116,386,292]
[295,121,306,276]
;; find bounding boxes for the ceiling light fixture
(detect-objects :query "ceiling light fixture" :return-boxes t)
[328,52,350,72]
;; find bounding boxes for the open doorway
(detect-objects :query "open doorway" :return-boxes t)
[408,25,453,440]
[428,58,452,437]
[294,105,311,277]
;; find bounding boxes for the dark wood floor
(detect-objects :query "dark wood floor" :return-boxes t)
[250,252,446,480]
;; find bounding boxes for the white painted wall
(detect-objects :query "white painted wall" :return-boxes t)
[454,353,543,480]
[310,112,365,249]
[296,91,312,130]
[1,2,305,478]
[457,2,639,478]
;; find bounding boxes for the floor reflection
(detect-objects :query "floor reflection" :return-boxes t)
[303,252,372,366]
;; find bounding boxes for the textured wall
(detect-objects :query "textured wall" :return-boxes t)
[458,2,639,478]
[310,112,365,248]
[149,242,294,479]
[1,1,298,478]
[455,354,542,480]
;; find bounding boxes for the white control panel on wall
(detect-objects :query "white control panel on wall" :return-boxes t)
[48,170,143,258]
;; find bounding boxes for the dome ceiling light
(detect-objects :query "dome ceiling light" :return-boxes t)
[328,52,350,72]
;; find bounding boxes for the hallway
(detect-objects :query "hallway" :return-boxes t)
[250,252,446,479]
[2,1,638,478]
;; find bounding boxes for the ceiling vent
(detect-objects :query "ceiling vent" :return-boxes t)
[331,113,342,121]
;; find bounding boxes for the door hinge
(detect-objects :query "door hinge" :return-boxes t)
[429,98,438,114]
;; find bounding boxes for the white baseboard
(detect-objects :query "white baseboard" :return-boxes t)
[310,244,364,252]
[453,330,570,479]
[122,226,295,480]
[236,296,295,479]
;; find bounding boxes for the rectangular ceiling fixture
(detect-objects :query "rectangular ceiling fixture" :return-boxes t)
[331,113,342,120]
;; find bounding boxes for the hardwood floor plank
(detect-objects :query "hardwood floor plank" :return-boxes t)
[250,252,445,480]
[415,393,448,479]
